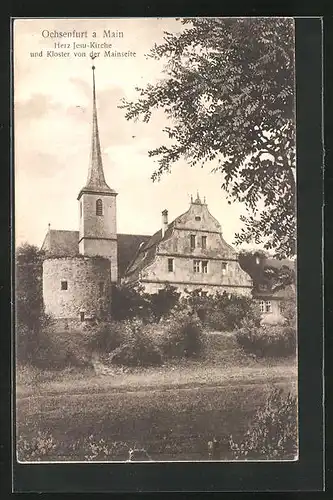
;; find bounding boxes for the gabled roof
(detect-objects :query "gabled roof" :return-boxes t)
[41,230,79,257]
[117,233,151,277]
[124,221,176,280]
[41,229,151,278]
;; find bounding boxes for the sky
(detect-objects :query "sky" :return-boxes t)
[14,18,264,251]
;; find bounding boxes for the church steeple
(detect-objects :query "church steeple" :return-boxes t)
[78,64,118,283]
[78,65,116,198]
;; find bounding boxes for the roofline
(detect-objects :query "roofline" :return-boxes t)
[77,188,118,200]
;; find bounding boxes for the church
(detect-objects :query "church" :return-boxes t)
[40,66,258,329]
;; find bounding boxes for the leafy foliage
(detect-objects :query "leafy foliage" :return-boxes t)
[156,310,204,359]
[239,250,296,292]
[15,243,48,363]
[181,289,261,331]
[235,323,297,357]
[111,283,180,322]
[32,327,94,370]
[279,295,297,328]
[149,284,181,322]
[110,284,152,321]
[88,320,125,354]
[120,18,296,257]
[229,388,298,459]
[17,430,57,462]
[108,319,163,367]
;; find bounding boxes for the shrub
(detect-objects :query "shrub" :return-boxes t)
[235,323,297,357]
[17,430,57,462]
[149,284,181,322]
[88,320,125,354]
[214,295,262,330]
[108,319,163,367]
[157,310,204,359]
[30,323,94,370]
[229,388,298,460]
[280,296,297,328]
[110,284,152,321]
[81,435,129,461]
[180,289,262,331]
[206,311,228,331]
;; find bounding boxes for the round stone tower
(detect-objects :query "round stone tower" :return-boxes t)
[43,256,111,330]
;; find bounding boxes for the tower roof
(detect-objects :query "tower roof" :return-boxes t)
[78,65,116,199]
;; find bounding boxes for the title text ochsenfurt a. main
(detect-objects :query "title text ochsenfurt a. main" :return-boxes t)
[41,29,124,39]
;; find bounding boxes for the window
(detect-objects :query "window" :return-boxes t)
[222,262,228,275]
[193,260,200,273]
[80,201,82,218]
[259,300,272,313]
[193,260,208,273]
[201,291,208,297]
[80,311,85,322]
[61,280,68,290]
[202,236,207,249]
[99,281,104,296]
[190,234,196,249]
[168,258,174,272]
[96,198,103,216]
[195,216,201,221]
[202,260,208,273]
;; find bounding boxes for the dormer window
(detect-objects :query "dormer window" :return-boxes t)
[222,262,228,275]
[96,199,103,216]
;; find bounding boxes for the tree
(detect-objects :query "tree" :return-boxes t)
[15,243,46,362]
[120,18,296,258]
[239,249,296,291]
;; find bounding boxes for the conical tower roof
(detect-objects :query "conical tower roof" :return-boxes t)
[78,65,116,199]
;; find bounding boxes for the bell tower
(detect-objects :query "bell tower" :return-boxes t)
[78,64,118,283]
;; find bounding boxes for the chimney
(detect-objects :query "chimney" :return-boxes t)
[162,209,168,237]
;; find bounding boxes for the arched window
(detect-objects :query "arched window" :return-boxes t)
[96,198,103,216]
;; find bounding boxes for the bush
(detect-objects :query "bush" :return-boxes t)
[108,319,163,367]
[157,310,204,359]
[229,388,298,460]
[17,430,57,462]
[110,284,152,321]
[206,311,228,331]
[180,289,262,332]
[280,296,297,328]
[30,322,94,370]
[235,323,297,357]
[88,320,125,354]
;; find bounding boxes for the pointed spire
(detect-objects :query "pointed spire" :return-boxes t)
[195,191,202,204]
[79,64,116,197]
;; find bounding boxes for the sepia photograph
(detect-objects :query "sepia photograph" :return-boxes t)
[14,17,298,463]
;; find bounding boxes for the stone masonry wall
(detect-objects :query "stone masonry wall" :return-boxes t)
[43,256,111,321]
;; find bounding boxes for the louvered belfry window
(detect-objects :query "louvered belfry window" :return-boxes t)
[96,198,103,216]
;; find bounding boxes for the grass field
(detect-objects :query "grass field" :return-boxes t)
[16,332,297,462]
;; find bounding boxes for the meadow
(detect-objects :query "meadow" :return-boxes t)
[16,332,297,462]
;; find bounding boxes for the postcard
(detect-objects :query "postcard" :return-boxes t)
[13,17,299,468]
